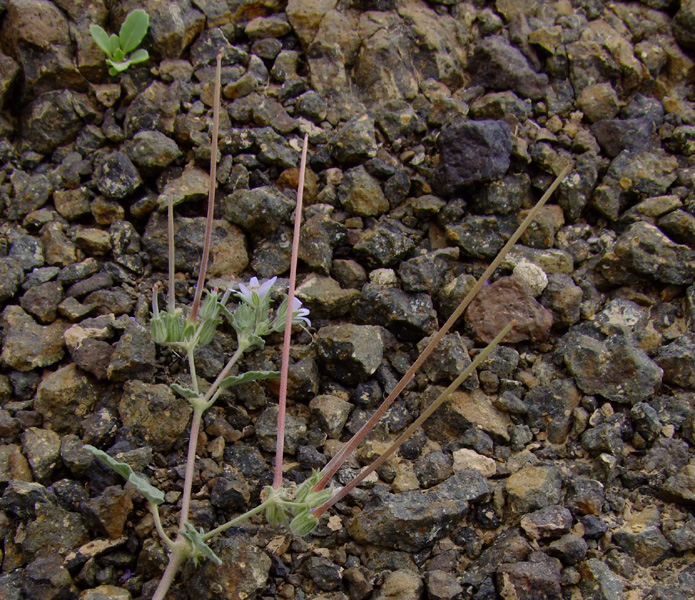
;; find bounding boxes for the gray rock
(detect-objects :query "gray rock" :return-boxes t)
[300,555,343,592]
[1,306,67,371]
[414,450,453,489]
[119,380,192,452]
[471,173,532,216]
[255,405,306,455]
[22,555,79,600]
[524,379,580,444]
[658,209,695,248]
[353,283,437,342]
[309,394,353,439]
[346,470,491,552]
[470,91,532,125]
[224,186,294,237]
[298,213,347,275]
[505,465,562,514]
[107,321,156,382]
[20,90,89,154]
[317,324,383,385]
[564,334,662,404]
[353,220,416,268]
[556,153,600,222]
[8,171,53,219]
[22,500,89,560]
[295,275,360,318]
[41,222,77,267]
[460,528,532,587]
[591,117,657,158]
[0,51,19,107]
[655,334,695,389]
[34,363,99,434]
[540,273,583,328]
[445,216,507,259]
[94,151,142,200]
[579,558,626,600]
[329,114,378,165]
[674,0,695,50]
[613,519,671,567]
[20,280,62,323]
[520,505,573,541]
[375,99,423,143]
[470,36,549,99]
[581,421,625,457]
[0,258,24,302]
[566,477,605,516]
[21,427,60,483]
[339,165,389,217]
[418,332,477,390]
[665,519,695,552]
[661,463,695,505]
[399,249,456,295]
[144,212,248,278]
[425,570,463,600]
[548,533,588,565]
[434,118,512,196]
[496,557,562,600]
[125,130,181,172]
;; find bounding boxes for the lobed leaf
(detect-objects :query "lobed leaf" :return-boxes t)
[181,522,222,566]
[119,9,150,54]
[171,383,200,400]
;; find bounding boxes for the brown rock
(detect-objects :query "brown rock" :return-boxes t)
[465,276,553,343]
[0,306,67,371]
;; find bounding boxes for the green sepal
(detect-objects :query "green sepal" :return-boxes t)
[294,469,322,504]
[171,383,200,401]
[218,370,280,390]
[196,317,221,347]
[180,522,222,566]
[119,9,150,54]
[89,24,112,56]
[84,445,164,506]
[290,511,319,536]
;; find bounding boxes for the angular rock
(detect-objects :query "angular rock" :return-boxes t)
[1,306,67,371]
[119,381,192,452]
[338,165,389,217]
[94,151,142,199]
[353,220,416,268]
[224,186,294,237]
[22,555,78,600]
[613,509,671,567]
[655,334,695,389]
[0,258,25,303]
[374,569,424,600]
[330,113,378,165]
[524,379,580,444]
[255,405,306,455]
[465,276,553,343]
[83,485,134,540]
[309,394,353,439]
[418,332,476,389]
[434,118,512,196]
[353,283,438,342]
[298,213,347,275]
[316,324,384,385]
[506,465,562,514]
[591,117,657,158]
[520,505,573,541]
[496,557,562,600]
[564,334,662,404]
[579,558,626,600]
[125,130,182,172]
[295,275,360,318]
[20,90,88,154]
[346,470,491,552]
[21,427,60,483]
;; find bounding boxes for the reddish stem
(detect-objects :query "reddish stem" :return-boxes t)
[273,134,309,489]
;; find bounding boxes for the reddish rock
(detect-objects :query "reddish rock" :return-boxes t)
[465,276,553,343]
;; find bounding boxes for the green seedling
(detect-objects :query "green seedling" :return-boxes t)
[89,9,150,76]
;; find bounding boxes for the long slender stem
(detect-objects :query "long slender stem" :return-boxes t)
[151,543,187,600]
[313,164,571,492]
[188,348,199,395]
[202,499,272,541]
[201,344,246,407]
[179,407,204,531]
[150,502,175,550]
[191,53,222,322]
[313,322,513,517]
[167,190,176,314]
[273,134,309,489]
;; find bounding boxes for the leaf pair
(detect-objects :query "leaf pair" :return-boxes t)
[90,9,150,76]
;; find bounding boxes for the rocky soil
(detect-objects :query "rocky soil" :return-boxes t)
[1,0,695,598]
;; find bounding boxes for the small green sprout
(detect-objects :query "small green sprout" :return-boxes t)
[90,9,150,76]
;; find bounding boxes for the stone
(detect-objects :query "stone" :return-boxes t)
[144,212,248,278]
[94,151,142,199]
[118,381,192,452]
[8,171,53,219]
[465,276,553,343]
[346,470,491,552]
[659,209,695,248]
[125,130,182,172]
[540,273,582,328]
[577,83,620,123]
[338,165,389,217]
[83,485,134,540]
[612,508,671,567]
[425,570,463,600]
[298,213,347,274]
[20,90,88,154]
[295,276,360,318]
[520,505,573,541]
[255,406,306,455]
[496,558,562,600]
[655,334,695,389]
[224,185,294,236]
[418,332,476,389]
[591,117,657,158]
[452,448,496,478]
[309,394,353,439]
[415,450,454,489]
[80,585,132,600]
[399,249,456,295]
[524,379,580,443]
[316,324,383,385]
[505,465,562,514]
[373,569,424,600]
[422,387,512,443]
[353,220,416,268]
[1,306,67,371]
[330,114,378,165]
[434,119,512,196]
[22,555,78,600]
[579,558,626,600]
[564,334,663,404]
[34,363,99,434]
[41,222,77,266]
[548,533,588,565]
[661,462,695,505]
[0,258,24,303]
[565,477,605,516]
[353,283,437,342]
[107,321,157,382]
[470,36,549,99]
[674,0,695,49]
[159,163,209,208]
[21,427,60,482]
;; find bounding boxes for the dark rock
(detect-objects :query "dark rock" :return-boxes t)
[655,334,695,389]
[93,152,142,200]
[418,332,477,390]
[658,209,695,248]
[20,280,62,323]
[185,534,271,600]
[674,0,695,50]
[470,91,532,125]
[20,90,89,154]
[330,114,378,166]
[125,130,182,172]
[580,515,609,540]
[210,472,251,512]
[460,528,532,587]
[255,405,306,455]
[591,118,656,158]
[83,485,134,540]
[579,558,625,600]
[21,427,60,482]
[470,36,549,99]
[665,519,695,552]
[224,185,294,237]
[353,220,416,268]
[613,513,671,567]
[520,505,573,541]
[339,165,389,217]
[353,283,437,342]
[399,249,456,295]
[660,463,695,505]
[505,465,562,514]
[524,379,580,444]
[630,402,662,445]
[298,213,347,275]
[309,394,353,439]
[41,222,77,267]
[433,118,512,196]
[107,321,156,382]
[375,99,423,143]
[445,216,507,259]
[471,173,532,216]
[22,555,78,600]
[8,171,53,219]
[317,324,383,385]
[564,334,662,404]
[414,450,453,489]
[301,556,343,592]
[566,477,605,516]
[346,470,491,552]
[465,276,553,343]
[34,363,98,434]
[22,500,89,560]
[556,153,600,222]
[0,306,67,371]
[0,258,24,302]
[425,570,463,600]
[496,557,562,600]
[118,381,192,452]
[581,421,625,457]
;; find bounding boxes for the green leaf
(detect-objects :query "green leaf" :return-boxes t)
[171,383,200,400]
[89,24,113,57]
[108,33,121,57]
[106,58,131,74]
[181,522,222,566]
[113,47,125,62]
[219,370,280,390]
[85,445,165,506]
[119,9,150,54]
[127,48,149,65]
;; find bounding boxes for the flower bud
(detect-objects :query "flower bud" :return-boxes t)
[290,511,319,536]
[150,316,168,343]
